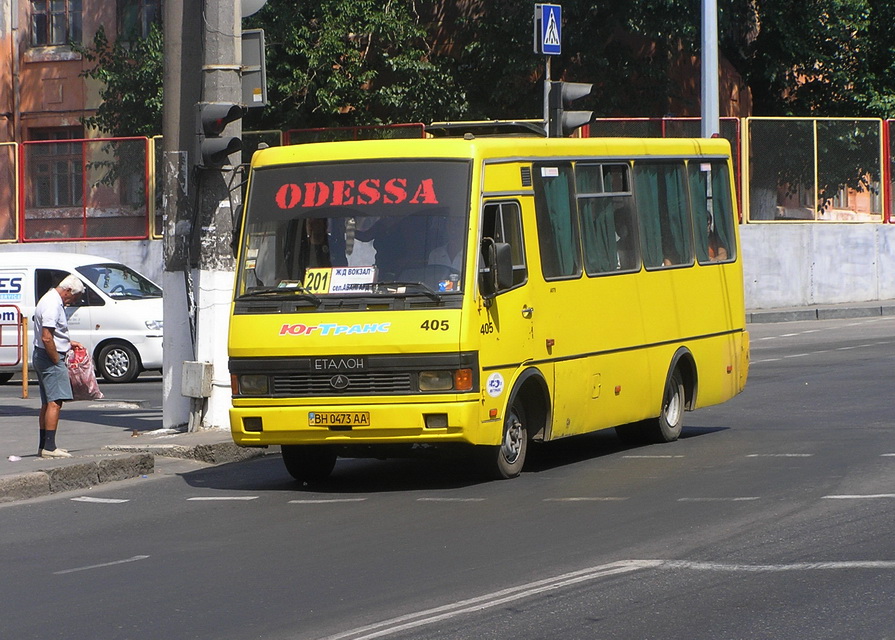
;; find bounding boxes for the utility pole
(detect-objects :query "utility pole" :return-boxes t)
[162,0,242,430]
[161,0,202,429]
[194,0,243,428]
[701,0,720,138]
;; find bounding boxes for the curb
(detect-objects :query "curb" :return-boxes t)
[104,441,269,465]
[0,453,153,504]
[747,302,895,324]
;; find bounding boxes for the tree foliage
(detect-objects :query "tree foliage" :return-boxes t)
[75,23,164,136]
[75,0,895,139]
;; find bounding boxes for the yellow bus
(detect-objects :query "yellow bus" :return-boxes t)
[229,126,749,481]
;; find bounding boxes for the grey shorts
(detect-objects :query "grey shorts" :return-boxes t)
[33,348,73,404]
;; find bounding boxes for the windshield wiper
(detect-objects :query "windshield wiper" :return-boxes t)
[373,281,442,302]
[238,286,321,306]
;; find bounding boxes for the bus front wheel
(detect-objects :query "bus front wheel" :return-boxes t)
[644,368,685,443]
[281,445,337,483]
[477,399,528,479]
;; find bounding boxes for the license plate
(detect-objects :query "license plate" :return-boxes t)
[308,411,370,428]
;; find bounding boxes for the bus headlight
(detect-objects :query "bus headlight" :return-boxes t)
[419,371,454,391]
[418,369,473,392]
[238,374,270,395]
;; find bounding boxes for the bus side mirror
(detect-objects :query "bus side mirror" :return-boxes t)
[480,239,514,299]
[231,204,244,257]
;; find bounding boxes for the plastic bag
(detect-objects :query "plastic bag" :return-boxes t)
[66,347,104,401]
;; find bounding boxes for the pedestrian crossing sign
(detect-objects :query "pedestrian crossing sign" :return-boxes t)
[534,4,562,56]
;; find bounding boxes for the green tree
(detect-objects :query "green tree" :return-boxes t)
[76,23,164,136]
[244,0,468,130]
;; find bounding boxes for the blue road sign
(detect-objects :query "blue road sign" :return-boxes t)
[538,4,562,56]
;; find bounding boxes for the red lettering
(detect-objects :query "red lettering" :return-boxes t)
[275,184,302,209]
[383,178,407,204]
[303,182,331,207]
[409,178,439,204]
[332,180,355,205]
[357,179,381,205]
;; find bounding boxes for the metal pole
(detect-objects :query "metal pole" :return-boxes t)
[701,0,720,138]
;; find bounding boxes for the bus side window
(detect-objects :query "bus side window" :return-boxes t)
[577,163,639,275]
[533,163,581,279]
[482,201,527,287]
[689,161,736,264]
[633,162,693,269]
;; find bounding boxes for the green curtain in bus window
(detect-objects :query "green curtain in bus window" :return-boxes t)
[580,197,617,273]
[710,162,735,261]
[689,162,735,263]
[633,166,664,268]
[535,166,580,278]
[635,163,691,268]
[688,163,712,263]
[663,164,692,265]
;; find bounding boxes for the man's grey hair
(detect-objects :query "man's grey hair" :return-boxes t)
[58,275,85,295]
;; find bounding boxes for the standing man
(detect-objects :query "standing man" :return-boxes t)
[33,274,85,458]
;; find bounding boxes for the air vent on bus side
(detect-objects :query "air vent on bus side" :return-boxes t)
[520,166,532,187]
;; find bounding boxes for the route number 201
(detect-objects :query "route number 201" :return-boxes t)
[421,319,449,331]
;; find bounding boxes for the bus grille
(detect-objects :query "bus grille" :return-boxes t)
[272,372,414,396]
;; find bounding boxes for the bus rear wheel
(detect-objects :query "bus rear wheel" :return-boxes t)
[644,368,685,443]
[281,445,337,483]
[477,399,528,479]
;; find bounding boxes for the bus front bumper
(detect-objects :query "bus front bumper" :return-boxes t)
[230,399,497,447]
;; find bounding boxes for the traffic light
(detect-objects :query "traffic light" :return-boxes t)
[547,81,595,137]
[196,102,245,167]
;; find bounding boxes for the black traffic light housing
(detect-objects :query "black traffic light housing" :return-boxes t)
[196,102,245,167]
[547,81,595,138]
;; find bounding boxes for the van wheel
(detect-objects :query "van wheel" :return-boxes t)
[643,368,685,443]
[98,342,140,383]
[477,399,528,479]
[281,445,337,483]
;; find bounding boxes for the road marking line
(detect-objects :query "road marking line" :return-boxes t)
[822,494,895,500]
[323,558,895,640]
[678,497,760,502]
[71,496,129,503]
[746,453,813,458]
[187,496,259,501]
[416,498,486,502]
[289,498,367,504]
[54,555,149,575]
[623,455,685,459]
[882,454,895,457]
[321,560,661,640]
[544,497,628,502]
[660,560,895,572]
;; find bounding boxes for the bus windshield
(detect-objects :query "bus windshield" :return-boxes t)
[237,159,471,300]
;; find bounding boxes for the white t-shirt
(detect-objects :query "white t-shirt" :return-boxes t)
[33,288,71,352]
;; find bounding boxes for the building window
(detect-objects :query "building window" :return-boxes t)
[29,128,83,208]
[31,0,83,47]
[118,0,162,41]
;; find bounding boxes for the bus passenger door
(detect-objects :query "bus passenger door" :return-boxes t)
[476,200,538,423]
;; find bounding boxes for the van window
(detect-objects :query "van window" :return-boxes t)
[35,269,103,306]
[76,263,162,299]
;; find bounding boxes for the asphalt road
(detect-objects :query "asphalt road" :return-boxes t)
[1,316,894,640]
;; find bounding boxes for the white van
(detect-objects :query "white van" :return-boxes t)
[0,252,163,384]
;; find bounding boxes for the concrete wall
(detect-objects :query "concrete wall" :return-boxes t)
[4,222,895,310]
[741,224,895,309]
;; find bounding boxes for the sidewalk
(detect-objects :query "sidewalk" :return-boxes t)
[0,393,264,504]
[3,298,894,504]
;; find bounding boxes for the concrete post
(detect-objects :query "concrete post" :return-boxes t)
[194,0,242,429]
[701,0,720,138]
[161,0,202,429]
